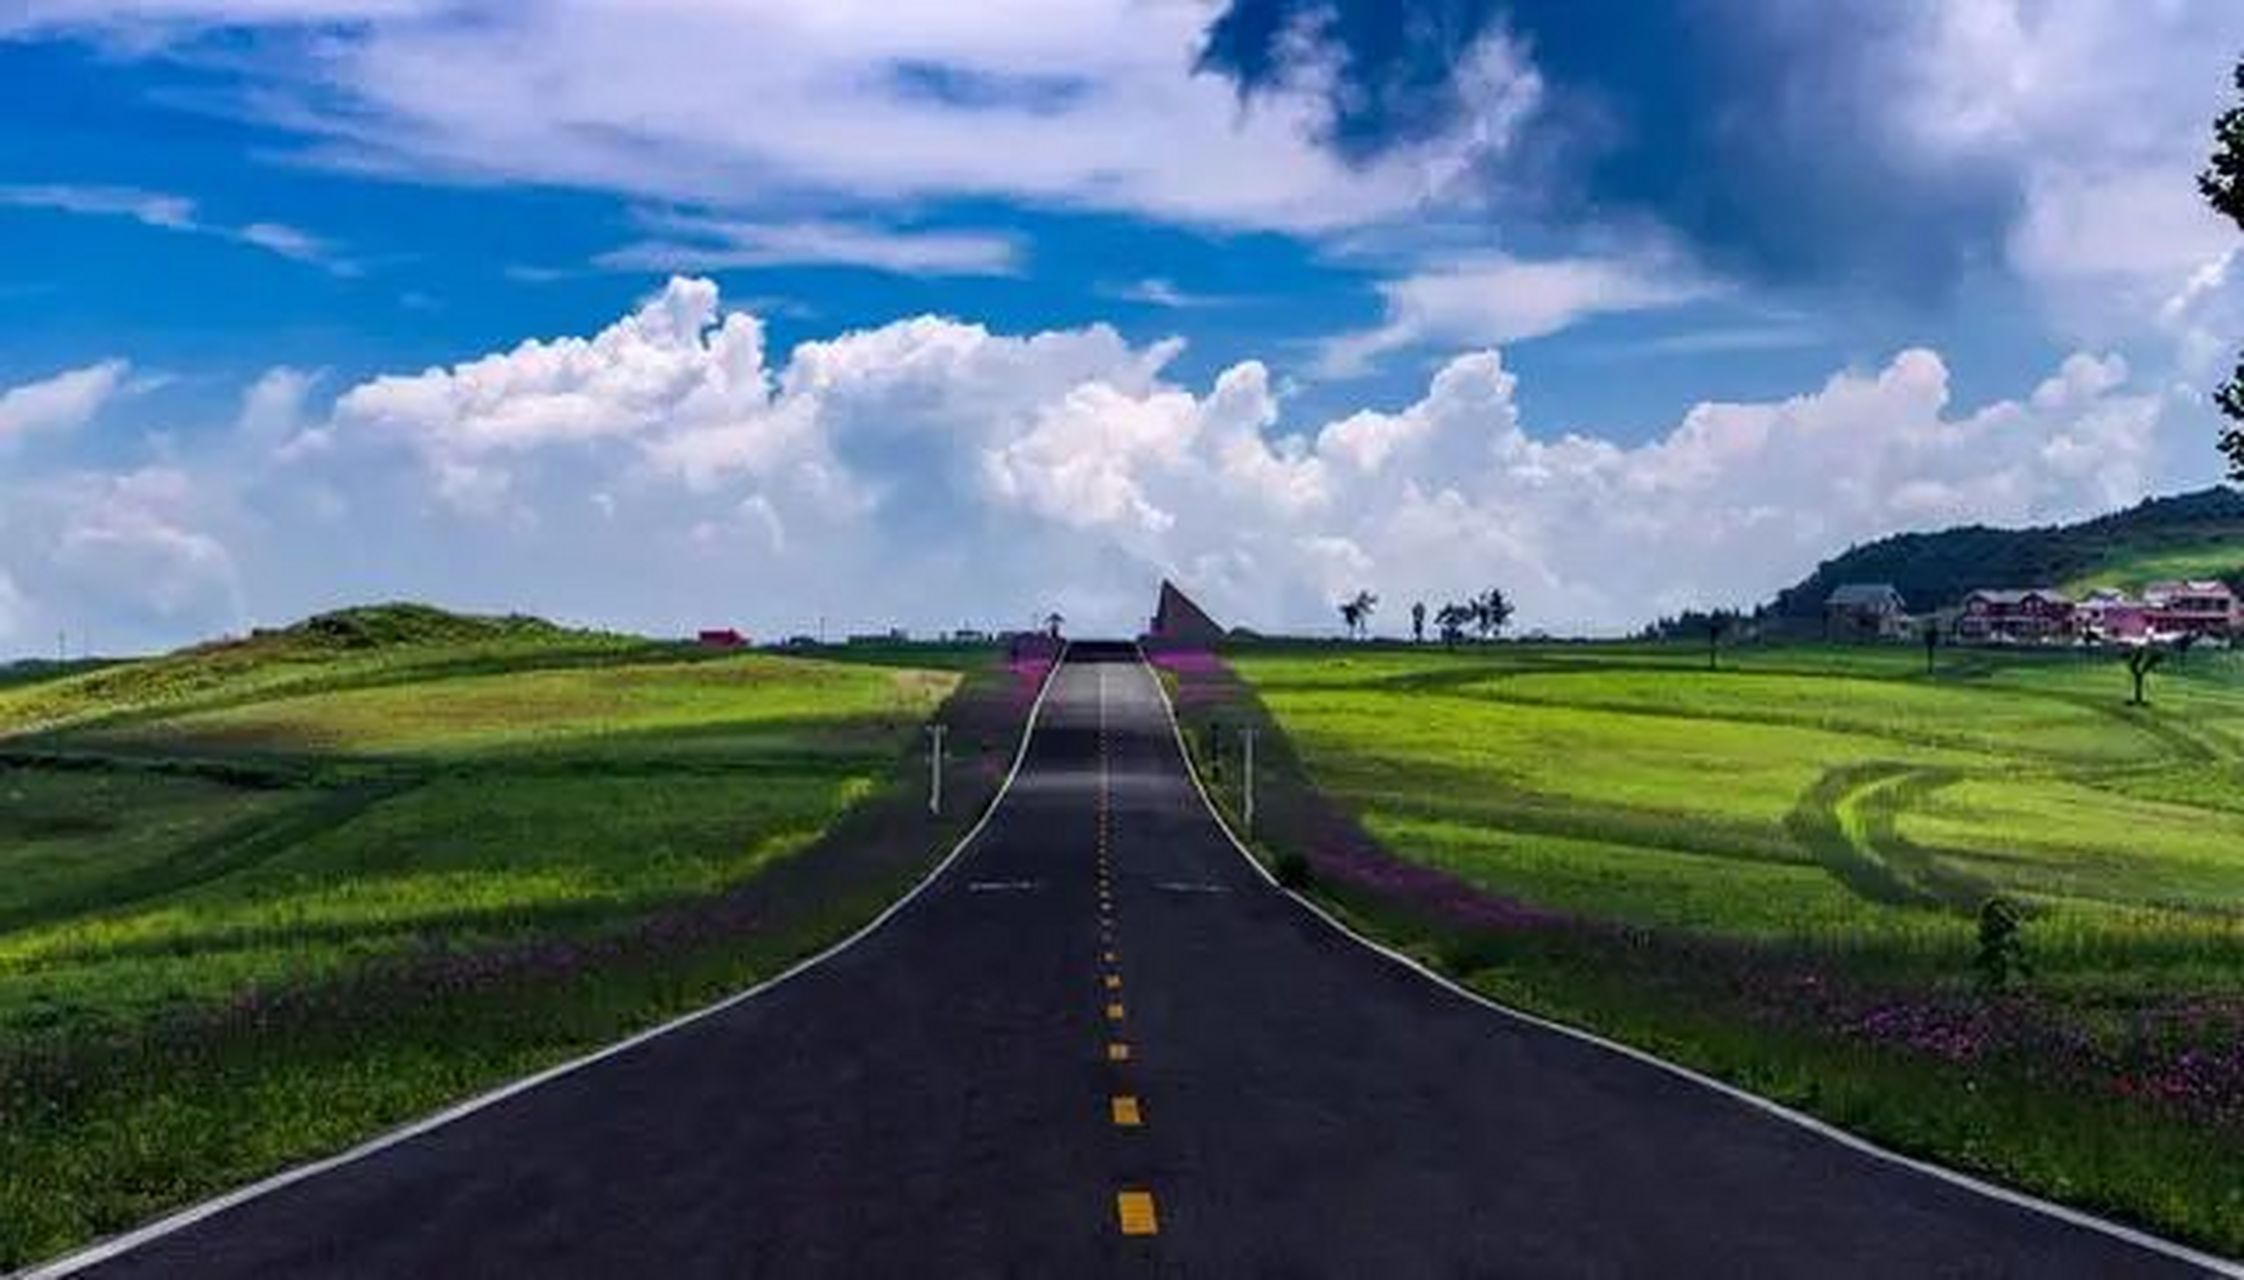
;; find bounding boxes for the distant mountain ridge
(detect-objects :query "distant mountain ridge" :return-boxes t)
[1768,487,2244,620]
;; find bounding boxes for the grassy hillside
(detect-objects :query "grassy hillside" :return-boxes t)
[0,605,1027,1268]
[1169,641,2244,1254]
[1768,487,2244,618]
[0,603,648,739]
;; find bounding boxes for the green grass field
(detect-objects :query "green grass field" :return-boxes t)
[2065,535,2244,595]
[1191,639,2244,1252]
[0,607,1011,1267]
[1233,642,2244,945]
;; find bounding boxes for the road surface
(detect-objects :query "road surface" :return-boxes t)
[55,644,2218,1277]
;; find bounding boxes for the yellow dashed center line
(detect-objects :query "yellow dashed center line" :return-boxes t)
[1117,1190,1159,1236]
[1098,668,1161,1243]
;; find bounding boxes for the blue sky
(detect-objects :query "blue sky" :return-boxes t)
[1,0,2241,652]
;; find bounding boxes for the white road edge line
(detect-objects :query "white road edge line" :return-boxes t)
[1135,644,2242,1279]
[15,643,1072,1280]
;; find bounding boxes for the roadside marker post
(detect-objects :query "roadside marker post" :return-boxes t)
[927,723,947,815]
[1242,727,1255,835]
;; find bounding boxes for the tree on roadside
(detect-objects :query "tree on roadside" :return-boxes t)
[1411,600,1427,644]
[1044,611,1064,640]
[1705,612,1728,671]
[1921,619,1941,677]
[2198,54,2244,478]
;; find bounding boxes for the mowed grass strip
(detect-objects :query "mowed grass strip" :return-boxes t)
[2,650,956,1039]
[1235,645,2244,935]
[67,654,952,759]
[0,771,873,1035]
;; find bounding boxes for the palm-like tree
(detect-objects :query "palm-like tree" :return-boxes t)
[1338,589,1378,640]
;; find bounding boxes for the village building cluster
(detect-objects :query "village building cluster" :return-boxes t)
[1824,581,2241,646]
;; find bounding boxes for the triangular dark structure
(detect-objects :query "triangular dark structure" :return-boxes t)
[1145,579,1225,648]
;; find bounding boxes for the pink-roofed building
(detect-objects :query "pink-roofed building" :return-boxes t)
[2144,580,2239,639]
[2075,590,2152,644]
[1955,588,2075,643]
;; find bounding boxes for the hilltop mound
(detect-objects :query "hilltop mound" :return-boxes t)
[1768,487,2244,620]
[216,603,570,656]
[1,604,629,739]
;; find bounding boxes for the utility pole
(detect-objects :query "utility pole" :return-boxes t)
[1242,726,1256,835]
[927,723,947,815]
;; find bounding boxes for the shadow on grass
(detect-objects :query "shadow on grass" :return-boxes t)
[37,708,940,773]
[0,781,413,937]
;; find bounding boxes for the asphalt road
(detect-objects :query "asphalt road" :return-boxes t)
[59,644,2219,1277]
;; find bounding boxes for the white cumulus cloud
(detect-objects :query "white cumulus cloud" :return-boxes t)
[2,279,2218,655]
[0,360,129,444]
[273,279,2202,638]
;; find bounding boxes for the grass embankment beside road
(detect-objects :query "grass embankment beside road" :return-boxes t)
[1161,641,2244,1256]
[0,607,1039,1269]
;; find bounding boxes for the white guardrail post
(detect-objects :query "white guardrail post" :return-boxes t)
[927,723,946,815]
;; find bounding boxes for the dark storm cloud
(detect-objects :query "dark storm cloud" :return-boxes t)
[1197,0,2019,297]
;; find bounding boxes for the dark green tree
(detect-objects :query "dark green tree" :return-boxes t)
[1338,589,1378,640]
[2199,54,2244,478]
[1411,600,1426,644]
[2126,644,2166,706]
[1434,602,1473,647]
[1472,587,1513,640]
